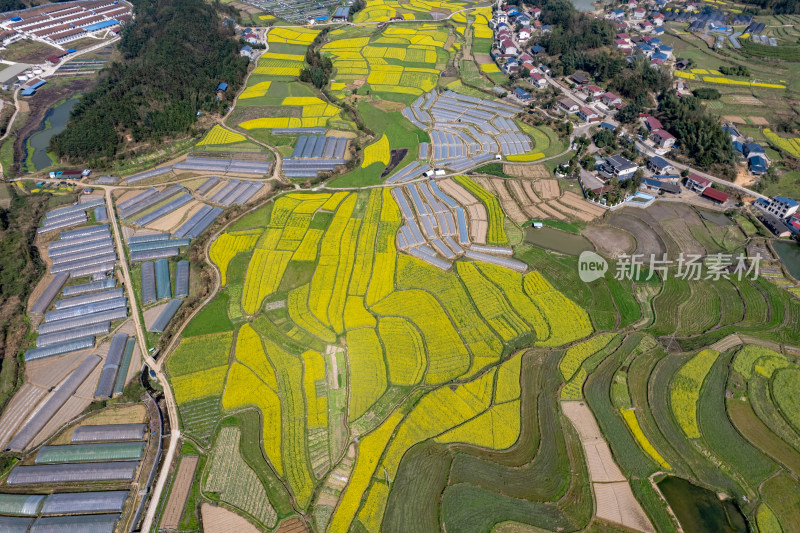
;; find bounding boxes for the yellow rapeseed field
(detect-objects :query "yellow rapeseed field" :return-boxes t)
[197,125,246,146]
[621,408,671,469]
[209,232,259,284]
[670,349,719,438]
[362,134,391,168]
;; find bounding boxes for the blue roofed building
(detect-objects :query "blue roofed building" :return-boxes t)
[514,88,532,101]
[732,141,743,153]
[743,142,765,157]
[749,155,768,175]
[531,44,544,54]
[217,82,228,91]
[647,155,673,174]
[600,121,616,131]
[756,196,800,219]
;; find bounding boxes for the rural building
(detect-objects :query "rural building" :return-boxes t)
[650,129,675,149]
[513,88,532,101]
[559,98,579,113]
[599,155,638,181]
[578,106,600,123]
[641,178,680,194]
[756,196,799,220]
[701,187,730,204]
[685,173,711,192]
[647,156,673,174]
[749,155,769,175]
[760,214,792,237]
[332,7,350,21]
[644,115,663,131]
[529,72,547,89]
[601,92,622,105]
[570,72,590,85]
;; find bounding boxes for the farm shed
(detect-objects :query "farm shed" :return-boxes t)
[23,336,95,363]
[6,355,101,451]
[155,259,171,299]
[7,462,139,485]
[41,491,128,516]
[0,516,33,533]
[93,333,128,399]
[113,339,136,394]
[141,262,156,305]
[36,442,145,464]
[72,424,147,443]
[148,299,181,333]
[701,187,730,204]
[175,260,189,298]
[62,278,116,297]
[36,322,110,348]
[0,494,45,516]
[29,513,120,532]
[30,273,69,315]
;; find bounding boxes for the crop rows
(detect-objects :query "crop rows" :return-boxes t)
[456,262,529,342]
[288,284,337,342]
[302,350,328,428]
[559,333,617,382]
[172,366,228,403]
[168,332,234,376]
[378,317,425,385]
[670,349,719,438]
[198,125,246,146]
[453,175,507,245]
[347,328,387,421]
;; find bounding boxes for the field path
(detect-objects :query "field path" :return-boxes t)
[562,401,655,533]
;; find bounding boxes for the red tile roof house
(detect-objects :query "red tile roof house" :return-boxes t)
[601,92,622,105]
[578,106,600,123]
[530,72,547,89]
[650,129,675,148]
[500,39,517,55]
[644,115,663,131]
[685,173,711,192]
[702,187,730,204]
[581,84,605,100]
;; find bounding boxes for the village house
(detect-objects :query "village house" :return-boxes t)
[647,156,673,174]
[529,72,547,89]
[599,155,638,181]
[702,187,730,205]
[755,196,800,220]
[559,98,580,113]
[570,72,590,85]
[685,173,711,192]
[580,84,605,100]
[578,106,600,123]
[601,92,622,106]
[650,129,676,149]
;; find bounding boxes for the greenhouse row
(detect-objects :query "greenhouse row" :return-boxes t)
[23,336,95,363]
[35,322,109,349]
[134,192,192,227]
[58,225,108,241]
[46,199,106,220]
[219,180,264,207]
[130,248,179,262]
[93,207,108,223]
[62,278,116,297]
[50,245,115,268]
[38,307,127,335]
[141,262,156,305]
[6,355,101,451]
[195,176,219,195]
[37,212,87,234]
[116,188,157,212]
[29,274,68,315]
[35,442,144,464]
[72,424,147,443]
[49,252,117,276]
[171,205,222,239]
[46,297,126,322]
[28,513,120,532]
[48,237,113,259]
[148,299,181,333]
[175,260,189,298]
[129,238,190,254]
[118,184,184,219]
[124,164,172,184]
[7,461,139,484]
[69,263,115,279]
[93,334,129,400]
[48,230,111,253]
[210,179,243,203]
[155,259,171,300]
[113,338,136,395]
[283,159,346,178]
[128,232,169,245]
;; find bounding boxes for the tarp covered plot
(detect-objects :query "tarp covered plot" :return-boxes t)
[36,442,145,464]
[41,491,128,515]
[155,259,171,300]
[30,513,121,532]
[6,355,101,452]
[94,333,128,399]
[175,260,189,298]
[72,423,146,443]
[30,273,69,315]
[7,461,139,485]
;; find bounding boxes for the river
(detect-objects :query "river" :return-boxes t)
[27,97,79,171]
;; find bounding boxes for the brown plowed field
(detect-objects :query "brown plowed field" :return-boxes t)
[201,504,263,533]
[161,456,200,530]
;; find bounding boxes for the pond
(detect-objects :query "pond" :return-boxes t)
[27,97,78,171]
[772,239,800,281]
[657,476,748,533]
[524,226,594,256]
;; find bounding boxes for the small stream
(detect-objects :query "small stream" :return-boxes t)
[27,97,79,171]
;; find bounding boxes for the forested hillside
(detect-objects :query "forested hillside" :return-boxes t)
[50,0,248,164]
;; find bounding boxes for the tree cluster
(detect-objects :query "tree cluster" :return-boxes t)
[49,0,249,164]
[528,0,615,57]
[657,91,735,171]
[301,31,333,89]
[719,65,750,76]
[692,88,721,100]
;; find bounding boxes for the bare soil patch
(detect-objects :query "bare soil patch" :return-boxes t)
[583,226,636,259]
[201,504,263,533]
[608,213,666,257]
[147,200,202,232]
[144,302,169,326]
[381,148,408,177]
[161,455,200,530]
[748,116,769,125]
[275,516,310,533]
[373,99,406,113]
[722,115,745,124]
[533,179,559,199]
[503,163,549,179]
